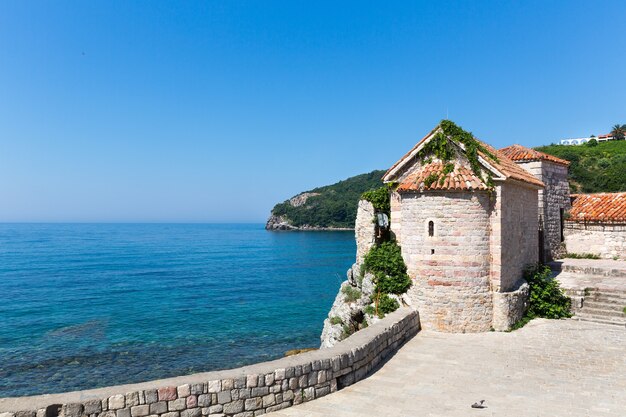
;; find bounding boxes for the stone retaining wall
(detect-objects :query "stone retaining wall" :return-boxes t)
[564,222,626,260]
[0,309,420,417]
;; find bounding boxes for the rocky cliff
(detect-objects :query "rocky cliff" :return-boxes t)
[319,200,413,348]
[265,170,385,231]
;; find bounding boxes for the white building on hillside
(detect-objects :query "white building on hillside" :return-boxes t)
[559,133,613,145]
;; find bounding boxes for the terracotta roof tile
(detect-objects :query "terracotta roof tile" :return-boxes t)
[383,126,544,188]
[397,161,488,192]
[568,193,626,223]
[499,144,570,166]
[480,143,544,188]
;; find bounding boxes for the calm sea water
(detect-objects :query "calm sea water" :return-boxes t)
[0,224,354,398]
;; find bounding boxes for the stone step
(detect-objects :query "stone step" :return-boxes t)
[586,293,626,303]
[549,260,626,278]
[582,300,626,311]
[573,315,626,327]
[592,287,626,295]
[578,306,626,319]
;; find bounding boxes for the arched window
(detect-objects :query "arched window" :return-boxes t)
[428,221,434,237]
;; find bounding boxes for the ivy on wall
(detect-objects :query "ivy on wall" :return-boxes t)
[417,120,498,191]
[362,240,411,317]
[361,186,391,213]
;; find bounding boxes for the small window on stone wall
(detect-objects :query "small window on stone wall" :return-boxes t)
[428,221,434,237]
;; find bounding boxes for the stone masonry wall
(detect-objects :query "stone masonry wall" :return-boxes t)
[564,223,626,260]
[397,191,494,332]
[498,181,539,292]
[541,162,570,260]
[515,160,569,261]
[0,309,420,417]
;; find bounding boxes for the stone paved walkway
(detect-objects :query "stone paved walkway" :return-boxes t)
[269,319,626,417]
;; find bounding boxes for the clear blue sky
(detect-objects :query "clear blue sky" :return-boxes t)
[1,1,624,222]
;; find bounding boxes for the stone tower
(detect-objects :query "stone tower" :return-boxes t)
[499,145,570,261]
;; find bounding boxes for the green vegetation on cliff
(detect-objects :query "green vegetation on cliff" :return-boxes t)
[535,140,626,193]
[270,170,385,228]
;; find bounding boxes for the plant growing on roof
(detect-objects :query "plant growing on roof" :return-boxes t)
[416,120,499,191]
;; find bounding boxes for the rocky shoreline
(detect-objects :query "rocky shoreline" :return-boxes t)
[265,214,353,231]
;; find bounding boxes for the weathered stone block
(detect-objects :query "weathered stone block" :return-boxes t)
[181,409,201,417]
[269,384,281,393]
[246,374,258,388]
[149,401,167,414]
[190,383,205,395]
[288,377,298,390]
[274,368,286,380]
[126,392,140,407]
[197,394,211,407]
[234,377,247,389]
[303,387,315,401]
[283,390,294,402]
[186,395,197,408]
[208,380,221,393]
[158,386,177,401]
[223,400,244,414]
[145,389,158,404]
[221,379,234,390]
[217,390,231,404]
[316,386,330,397]
[244,398,262,411]
[109,395,125,410]
[168,398,186,411]
[177,384,190,398]
[262,393,276,407]
[130,405,149,417]
[116,408,131,417]
[84,399,102,414]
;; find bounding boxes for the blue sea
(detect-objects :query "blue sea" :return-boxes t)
[0,224,355,398]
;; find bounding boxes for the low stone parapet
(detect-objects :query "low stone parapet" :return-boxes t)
[0,308,420,417]
[492,281,529,331]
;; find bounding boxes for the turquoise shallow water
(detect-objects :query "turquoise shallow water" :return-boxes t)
[0,223,354,398]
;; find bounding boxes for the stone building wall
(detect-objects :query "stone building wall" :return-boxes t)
[498,181,539,291]
[564,223,626,260]
[515,160,569,260]
[541,161,570,259]
[396,191,494,332]
[0,309,420,417]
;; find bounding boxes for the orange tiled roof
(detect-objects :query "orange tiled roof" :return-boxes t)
[499,144,570,166]
[397,161,488,192]
[383,126,544,188]
[568,193,626,223]
[482,143,544,187]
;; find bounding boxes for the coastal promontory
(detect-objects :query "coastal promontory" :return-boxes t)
[265,170,385,230]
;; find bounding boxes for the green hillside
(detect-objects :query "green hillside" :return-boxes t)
[269,170,385,229]
[535,141,626,193]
